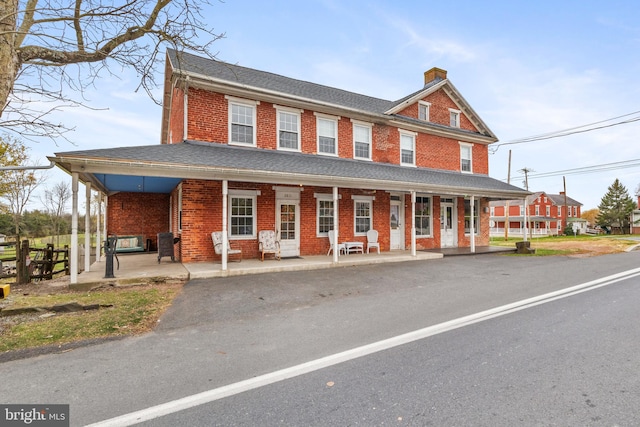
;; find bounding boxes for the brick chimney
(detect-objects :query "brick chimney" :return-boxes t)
[424,67,447,85]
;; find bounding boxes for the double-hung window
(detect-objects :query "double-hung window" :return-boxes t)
[277,107,301,151]
[415,195,432,236]
[450,109,461,128]
[418,101,430,121]
[353,122,372,160]
[400,131,416,166]
[317,199,334,236]
[464,199,479,235]
[353,196,373,235]
[229,190,258,238]
[316,115,338,156]
[228,97,257,146]
[460,142,472,172]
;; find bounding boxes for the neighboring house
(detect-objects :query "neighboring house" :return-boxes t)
[51,50,528,267]
[631,196,640,234]
[490,191,584,236]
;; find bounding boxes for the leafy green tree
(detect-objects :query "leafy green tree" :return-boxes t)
[0,134,44,239]
[596,179,636,234]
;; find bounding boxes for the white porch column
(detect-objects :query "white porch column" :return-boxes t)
[222,180,228,271]
[103,194,108,248]
[411,191,416,257]
[523,198,528,241]
[470,195,476,253]
[70,173,79,284]
[333,186,339,263]
[95,192,101,262]
[85,182,92,272]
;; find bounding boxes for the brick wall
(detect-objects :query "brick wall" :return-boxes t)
[107,192,170,249]
[181,86,490,174]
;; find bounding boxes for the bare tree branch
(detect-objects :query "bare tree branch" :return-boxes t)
[1,0,224,141]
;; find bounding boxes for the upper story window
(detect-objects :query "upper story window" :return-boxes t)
[352,121,372,160]
[316,114,338,156]
[418,101,431,121]
[400,130,416,166]
[519,205,524,216]
[276,107,301,151]
[449,109,461,128]
[228,97,258,146]
[535,205,540,216]
[546,206,550,216]
[460,142,472,172]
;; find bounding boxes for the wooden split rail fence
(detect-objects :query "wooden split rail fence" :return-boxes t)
[0,240,70,284]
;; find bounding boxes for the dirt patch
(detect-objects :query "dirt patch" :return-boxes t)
[529,238,638,257]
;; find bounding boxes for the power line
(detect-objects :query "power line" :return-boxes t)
[508,158,640,182]
[489,110,640,153]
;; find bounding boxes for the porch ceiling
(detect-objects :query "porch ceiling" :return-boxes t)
[93,174,182,193]
[50,140,531,199]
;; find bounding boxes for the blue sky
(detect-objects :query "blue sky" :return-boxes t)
[24,0,640,211]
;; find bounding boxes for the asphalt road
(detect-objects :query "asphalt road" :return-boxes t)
[1,251,639,426]
[143,270,640,426]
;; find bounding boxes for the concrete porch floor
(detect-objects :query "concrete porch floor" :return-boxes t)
[73,250,443,288]
[73,246,515,288]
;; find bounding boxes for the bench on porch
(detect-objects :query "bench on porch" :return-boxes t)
[116,235,146,253]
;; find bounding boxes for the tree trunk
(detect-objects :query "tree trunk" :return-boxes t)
[0,0,20,117]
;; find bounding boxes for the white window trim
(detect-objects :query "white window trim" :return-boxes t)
[228,189,261,240]
[315,194,334,237]
[275,105,302,152]
[418,101,431,122]
[449,108,461,128]
[459,142,473,173]
[352,195,374,236]
[314,113,339,157]
[351,119,373,161]
[226,96,259,147]
[399,129,417,167]
[415,194,433,237]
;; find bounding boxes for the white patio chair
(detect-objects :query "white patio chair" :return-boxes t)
[327,230,346,256]
[258,230,281,261]
[367,229,380,254]
[211,232,242,261]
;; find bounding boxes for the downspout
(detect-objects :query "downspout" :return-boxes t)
[0,161,56,171]
[183,76,190,141]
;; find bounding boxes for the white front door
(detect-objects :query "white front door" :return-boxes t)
[390,199,404,250]
[277,200,300,258]
[440,200,456,248]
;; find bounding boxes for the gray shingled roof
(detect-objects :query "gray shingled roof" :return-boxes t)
[168,49,397,114]
[53,141,528,198]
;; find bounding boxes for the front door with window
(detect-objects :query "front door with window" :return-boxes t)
[440,200,456,248]
[277,199,300,258]
[390,199,404,250]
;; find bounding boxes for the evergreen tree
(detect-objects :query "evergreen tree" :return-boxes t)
[596,179,636,234]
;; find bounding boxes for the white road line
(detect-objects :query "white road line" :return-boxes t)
[87,267,640,427]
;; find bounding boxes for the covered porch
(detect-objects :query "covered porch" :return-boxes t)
[50,141,530,284]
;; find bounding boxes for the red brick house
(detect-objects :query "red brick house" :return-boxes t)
[51,49,528,274]
[490,191,584,236]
